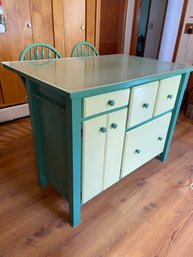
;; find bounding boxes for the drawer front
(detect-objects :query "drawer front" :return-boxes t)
[154,76,181,116]
[127,81,159,128]
[83,89,130,117]
[121,113,172,178]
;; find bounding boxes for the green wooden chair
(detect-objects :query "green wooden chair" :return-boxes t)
[19,42,62,61]
[71,41,99,57]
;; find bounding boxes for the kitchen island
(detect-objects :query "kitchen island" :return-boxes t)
[2,54,192,226]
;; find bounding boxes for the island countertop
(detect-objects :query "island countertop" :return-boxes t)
[2,54,193,96]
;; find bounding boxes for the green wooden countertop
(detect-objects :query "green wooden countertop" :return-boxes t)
[2,54,193,95]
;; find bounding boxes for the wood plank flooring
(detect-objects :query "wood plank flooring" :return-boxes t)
[0,114,193,257]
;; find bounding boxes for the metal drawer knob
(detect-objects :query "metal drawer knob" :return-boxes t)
[100,127,107,133]
[143,103,149,108]
[111,123,118,129]
[27,23,32,29]
[135,149,141,154]
[158,136,163,141]
[167,94,173,99]
[108,100,115,106]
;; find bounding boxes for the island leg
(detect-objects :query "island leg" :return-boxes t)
[66,97,82,227]
[159,72,190,162]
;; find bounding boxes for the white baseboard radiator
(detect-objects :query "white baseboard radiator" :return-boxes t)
[0,103,30,123]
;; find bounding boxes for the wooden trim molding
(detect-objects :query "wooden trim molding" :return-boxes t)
[95,0,101,51]
[129,0,142,55]
[172,0,188,62]
[0,80,5,104]
[86,0,96,45]
[157,0,169,59]
[142,0,152,56]
[118,0,129,53]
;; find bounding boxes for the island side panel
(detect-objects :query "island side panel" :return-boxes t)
[159,72,190,161]
[26,80,70,199]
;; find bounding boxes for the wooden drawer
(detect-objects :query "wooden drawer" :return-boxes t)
[83,89,130,117]
[121,113,172,178]
[154,76,181,116]
[127,81,159,128]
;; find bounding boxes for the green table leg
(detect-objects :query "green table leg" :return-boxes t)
[66,97,82,226]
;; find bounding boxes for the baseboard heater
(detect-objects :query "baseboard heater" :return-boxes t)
[0,103,30,123]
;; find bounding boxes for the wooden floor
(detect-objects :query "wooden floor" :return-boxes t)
[1,114,193,257]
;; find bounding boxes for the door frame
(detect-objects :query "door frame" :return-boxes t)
[172,0,188,62]
[95,0,101,50]
[94,0,129,54]
[130,0,168,57]
[141,0,152,56]
[156,0,169,58]
[117,0,129,53]
[129,0,143,55]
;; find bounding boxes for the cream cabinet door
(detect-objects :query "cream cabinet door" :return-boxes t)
[154,76,181,116]
[103,109,127,190]
[82,115,107,203]
[122,113,172,178]
[127,82,159,128]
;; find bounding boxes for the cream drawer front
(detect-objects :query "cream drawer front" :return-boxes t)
[154,76,181,116]
[121,113,172,178]
[83,89,130,117]
[127,81,159,128]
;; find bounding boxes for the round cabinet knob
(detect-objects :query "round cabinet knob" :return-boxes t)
[167,94,173,99]
[111,123,118,129]
[143,103,149,108]
[135,149,141,154]
[80,25,85,31]
[27,23,32,29]
[158,136,163,141]
[108,100,115,106]
[100,127,107,133]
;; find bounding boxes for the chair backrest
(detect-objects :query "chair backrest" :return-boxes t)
[71,41,99,57]
[19,42,62,61]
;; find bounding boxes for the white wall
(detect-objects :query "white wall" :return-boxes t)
[123,0,185,61]
[124,0,134,54]
[158,0,184,62]
[176,1,193,64]
[144,0,167,59]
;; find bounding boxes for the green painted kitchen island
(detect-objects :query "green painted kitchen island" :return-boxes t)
[2,54,193,226]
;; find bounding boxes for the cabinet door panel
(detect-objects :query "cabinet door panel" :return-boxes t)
[30,0,54,45]
[103,109,127,190]
[127,82,159,128]
[82,115,107,203]
[154,76,181,116]
[122,113,171,178]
